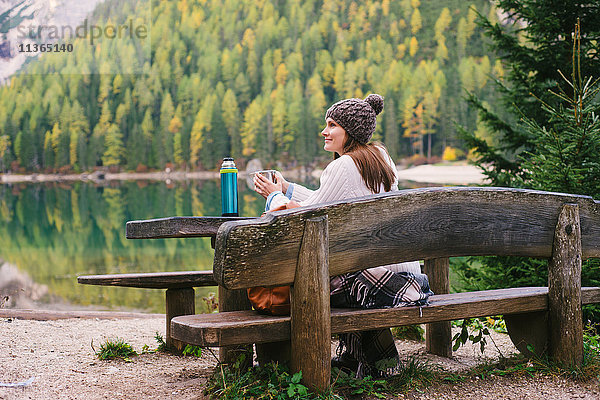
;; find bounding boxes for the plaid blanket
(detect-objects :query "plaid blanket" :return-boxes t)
[330,267,433,378]
[330,267,432,309]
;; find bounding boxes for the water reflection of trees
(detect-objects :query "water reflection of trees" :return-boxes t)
[0,180,266,313]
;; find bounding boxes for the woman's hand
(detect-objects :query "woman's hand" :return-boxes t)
[254,172,283,199]
[274,171,289,194]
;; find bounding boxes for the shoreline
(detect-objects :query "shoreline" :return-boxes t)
[0,163,486,185]
[0,308,163,321]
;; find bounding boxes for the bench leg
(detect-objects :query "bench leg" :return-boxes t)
[218,286,253,369]
[166,288,195,352]
[424,258,452,358]
[256,341,291,366]
[291,216,331,392]
[548,204,583,367]
[505,311,548,358]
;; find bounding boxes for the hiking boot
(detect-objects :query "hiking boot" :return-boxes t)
[331,352,359,374]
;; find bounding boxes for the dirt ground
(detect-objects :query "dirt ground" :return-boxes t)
[1,315,599,400]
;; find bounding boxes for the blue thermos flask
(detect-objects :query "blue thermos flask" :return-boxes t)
[220,157,238,217]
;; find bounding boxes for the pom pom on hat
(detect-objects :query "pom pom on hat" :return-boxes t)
[325,94,384,144]
[364,93,384,115]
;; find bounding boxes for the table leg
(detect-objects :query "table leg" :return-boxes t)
[165,288,195,352]
[218,286,253,369]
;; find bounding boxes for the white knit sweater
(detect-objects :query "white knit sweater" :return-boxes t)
[267,147,421,275]
[270,147,398,209]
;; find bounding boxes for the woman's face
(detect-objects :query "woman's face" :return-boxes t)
[321,118,348,155]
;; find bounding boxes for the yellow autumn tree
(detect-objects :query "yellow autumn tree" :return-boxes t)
[411,8,422,34]
[170,108,184,166]
[275,63,289,87]
[434,8,452,61]
[241,97,265,157]
[409,36,419,57]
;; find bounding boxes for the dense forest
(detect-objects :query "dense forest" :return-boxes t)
[0,0,503,173]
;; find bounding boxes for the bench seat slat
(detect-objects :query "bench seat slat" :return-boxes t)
[171,287,600,347]
[77,271,216,289]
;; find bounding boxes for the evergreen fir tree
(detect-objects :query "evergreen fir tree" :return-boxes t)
[0,135,10,172]
[222,89,242,159]
[460,0,600,187]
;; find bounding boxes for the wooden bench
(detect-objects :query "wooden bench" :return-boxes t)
[162,187,600,391]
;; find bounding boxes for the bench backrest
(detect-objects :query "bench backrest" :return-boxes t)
[213,187,600,290]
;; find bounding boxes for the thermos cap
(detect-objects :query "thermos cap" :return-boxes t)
[221,157,237,170]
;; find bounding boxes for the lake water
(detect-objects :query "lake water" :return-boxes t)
[0,178,292,313]
[0,177,423,314]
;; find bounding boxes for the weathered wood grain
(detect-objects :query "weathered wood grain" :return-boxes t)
[424,258,452,358]
[165,288,195,352]
[290,216,330,392]
[170,287,600,347]
[548,204,583,367]
[213,187,600,289]
[77,271,216,289]
[126,216,255,239]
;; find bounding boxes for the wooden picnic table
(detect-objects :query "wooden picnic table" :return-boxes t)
[79,216,255,354]
[125,216,256,240]
[79,187,600,391]
[129,216,259,361]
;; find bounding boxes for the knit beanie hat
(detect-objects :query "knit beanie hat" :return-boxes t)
[325,94,384,144]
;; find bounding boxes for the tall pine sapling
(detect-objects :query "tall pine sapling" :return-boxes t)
[454,20,600,322]
[518,21,600,196]
[521,21,600,323]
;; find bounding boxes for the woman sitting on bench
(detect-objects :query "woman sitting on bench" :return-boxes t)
[253,93,433,379]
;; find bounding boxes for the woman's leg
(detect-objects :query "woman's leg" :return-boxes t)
[337,328,400,378]
[331,267,433,378]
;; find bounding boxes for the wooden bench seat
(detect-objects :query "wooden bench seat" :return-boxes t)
[172,287,600,348]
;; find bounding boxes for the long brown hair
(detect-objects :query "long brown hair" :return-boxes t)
[334,136,396,193]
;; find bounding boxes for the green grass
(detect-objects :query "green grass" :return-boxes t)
[182,344,203,357]
[154,332,203,356]
[93,337,138,361]
[203,354,438,399]
[391,325,425,341]
[203,322,600,399]
[154,332,168,352]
